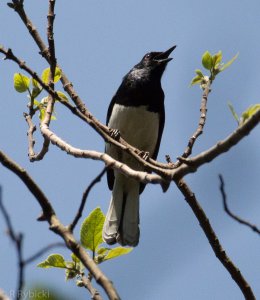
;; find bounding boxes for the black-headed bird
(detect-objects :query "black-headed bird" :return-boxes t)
[103,45,176,246]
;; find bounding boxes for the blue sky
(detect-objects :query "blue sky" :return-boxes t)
[0,0,259,299]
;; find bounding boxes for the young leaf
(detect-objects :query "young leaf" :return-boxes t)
[31,85,42,98]
[195,69,204,78]
[33,99,40,107]
[51,113,57,121]
[190,75,202,86]
[14,73,30,93]
[71,253,80,264]
[32,78,40,88]
[95,247,111,264]
[227,101,240,124]
[37,254,67,269]
[97,247,111,255]
[39,108,45,121]
[212,50,222,68]
[103,247,132,261]
[41,67,62,84]
[65,268,78,281]
[76,280,85,287]
[54,67,62,83]
[202,51,213,70]
[219,53,239,72]
[56,91,69,102]
[80,207,105,252]
[241,104,260,124]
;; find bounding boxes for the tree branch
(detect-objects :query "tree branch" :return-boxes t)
[23,113,50,162]
[0,186,24,300]
[175,83,210,167]
[43,0,57,128]
[219,174,260,235]
[0,151,120,300]
[176,179,256,300]
[24,242,66,265]
[81,274,103,300]
[174,109,260,180]
[69,168,107,232]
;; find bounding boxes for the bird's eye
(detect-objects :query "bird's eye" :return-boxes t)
[145,53,151,59]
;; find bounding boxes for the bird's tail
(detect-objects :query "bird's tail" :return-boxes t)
[103,175,140,247]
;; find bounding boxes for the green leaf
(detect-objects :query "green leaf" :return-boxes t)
[31,78,42,98]
[195,69,204,78]
[39,108,56,121]
[76,280,84,287]
[202,51,213,70]
[80,207,105,252]
[32,87,41,98]
[41,67,62,84]
[53,67,62,83]
[37,254,67,269]
[103,247,132,261]
[56,91,69,102]
[65,268,77,281]
[71,253,80,264]
[95,247,110,264]
[227,101,240,125]
[70,253,84,273]
[14,73,30,93]
[33,99,40,107]
[39,108,45,121]
[97,247,111,255]
[219,53,239,72]
[212,50,222,68]
[32,78,40,88]
[190,75,202,86]
[241,104,260,124]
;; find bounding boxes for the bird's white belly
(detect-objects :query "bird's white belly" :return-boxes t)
[107,104,159,169]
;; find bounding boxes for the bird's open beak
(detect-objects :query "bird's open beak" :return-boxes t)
[154,45,177,63]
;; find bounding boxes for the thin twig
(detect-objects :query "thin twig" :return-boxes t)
[23,113,50,162]
[43,0,57,128]
[0,289,9,300]
[24,242,66,265]
[69,168,106,232]
[174,108,260,180]
[8,1,50,60]
[176,179,256,300]
[47,0,56,72]
[219,174,260,235]
[0,151,120,300]
[0,186,24,300]
[175,83,210,167]
[81,274,103,300]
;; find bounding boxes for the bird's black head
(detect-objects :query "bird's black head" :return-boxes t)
[133,45,177,79]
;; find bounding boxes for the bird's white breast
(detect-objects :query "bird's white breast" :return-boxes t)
[107,104,160,169]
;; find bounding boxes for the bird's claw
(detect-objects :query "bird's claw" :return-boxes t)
[109,128,120,140]
[139,151,150,161]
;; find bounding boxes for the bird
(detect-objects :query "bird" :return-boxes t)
[103,45,176,247]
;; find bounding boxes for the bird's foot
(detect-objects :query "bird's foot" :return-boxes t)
[139,151,150,161]
[109,128,120,140]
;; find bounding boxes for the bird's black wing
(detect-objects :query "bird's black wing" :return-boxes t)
[106,93,118,191]
[106,77,134,191]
